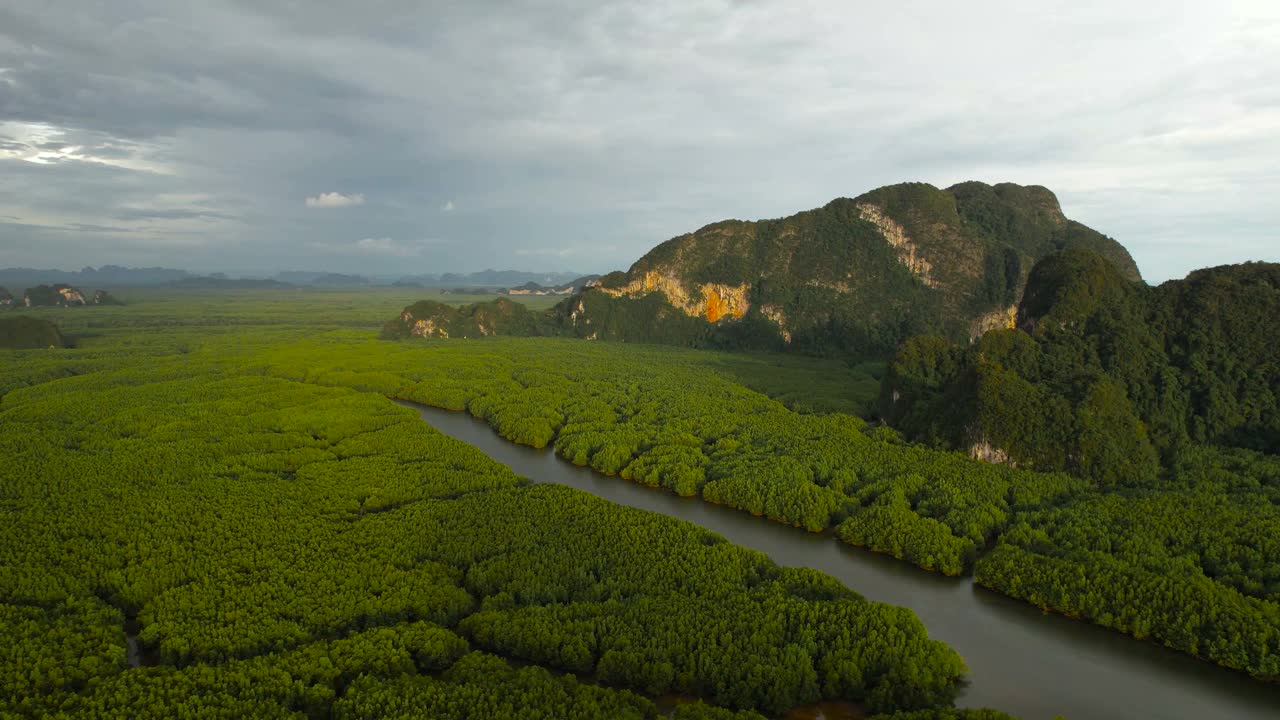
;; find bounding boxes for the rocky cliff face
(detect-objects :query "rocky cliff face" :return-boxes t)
[969,304,1018,340]
[968,438,1014,465]
[596,271,751,323]
[855,202,938,288]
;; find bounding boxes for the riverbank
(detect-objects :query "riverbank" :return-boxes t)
[400,399,1280,720]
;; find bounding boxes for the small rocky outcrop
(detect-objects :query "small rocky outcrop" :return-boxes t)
[23,284,87,307]
[93,290,124,305]
[382,298,553,340]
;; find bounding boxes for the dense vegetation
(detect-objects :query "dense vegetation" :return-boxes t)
[248,335,1082,576]
[0,295,1009,718]
[879,250,1280,678]
[0,316,63,349]
[884,251,1280,475]
[975,455,1280,679]
[349,335,1279,681]
[7,284,1279,718]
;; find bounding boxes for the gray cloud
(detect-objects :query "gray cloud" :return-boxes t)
[1,0,1278,281]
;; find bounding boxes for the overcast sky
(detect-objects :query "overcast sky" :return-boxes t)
[1,1,1277,281]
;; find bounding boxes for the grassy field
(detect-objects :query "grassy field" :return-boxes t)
[8,286,879,414]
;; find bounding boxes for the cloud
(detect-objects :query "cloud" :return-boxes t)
[305,191,365,208]
[0,121,173,173]
[304,237,440,258]
[515,247,576,258]
[354,237,416,256]
[0,1,1277,278]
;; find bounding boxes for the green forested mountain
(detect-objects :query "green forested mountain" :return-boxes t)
[385,181,1139,356]
[882,249,1280,482]
[555,181,1139,355]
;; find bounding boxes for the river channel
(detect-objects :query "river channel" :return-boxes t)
[403,401,1280,720]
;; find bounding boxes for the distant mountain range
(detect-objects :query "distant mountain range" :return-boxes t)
[0,265,193,288]
[501,275,601,296]
[0,266,585,289]
[392,270,587,288]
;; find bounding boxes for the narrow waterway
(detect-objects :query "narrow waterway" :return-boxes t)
[403,402,1280,720]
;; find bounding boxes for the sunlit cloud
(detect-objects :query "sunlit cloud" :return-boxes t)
[515,247,576,258]
[305,237,441,258]
[305,191,365,208]
[0,122,173,174]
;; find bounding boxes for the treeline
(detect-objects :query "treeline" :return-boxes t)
[0,359,971,717]
[974,446,1280,680]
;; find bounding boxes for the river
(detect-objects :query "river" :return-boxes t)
[403,402,1280,720]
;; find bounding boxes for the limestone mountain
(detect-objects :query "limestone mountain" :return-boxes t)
[557,181,1139,355]
[386,181,1140,357]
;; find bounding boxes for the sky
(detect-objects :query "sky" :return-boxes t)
[0,1,1277,282]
